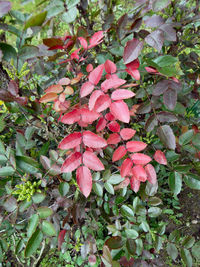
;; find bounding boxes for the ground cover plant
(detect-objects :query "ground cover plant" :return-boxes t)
[0,0,200,266]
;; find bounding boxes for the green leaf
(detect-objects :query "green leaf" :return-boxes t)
[169,230,180,242]
[0,43,17,61]
[37,207,53,219]
[32,193,46,204]
[62,7,77,23]
[167,243,178,261]
[126,239,136,255]
[125,229,139,239]
[41,220,56,236]
[135,238,143,256]
[148,197,162,206]
[18,45,39,60]
[192,241,200,260]
[145,181,158,196]
[179,130,194,146]
[180,248,193,267]
[19,200,32,213]
[24,11,47,29]
[67,0,80,9]
[155,236,162,252]
[105,236,123,249]
[121,205,134,217]
[148,207,162,217]
[0,166,15,177]
[140,221,149,232]
[25,127,36,140]
[192,133,200,150]
[16,156,40,174]
[105,182,114,195]
[169,172,182,196]
[59,182,69,196]
[107,174,124,185]
[27,214,39,237]
[182,236,195,249]
[184,174,200,190]
[15,239,24,254]
[153,55,178,67]
[93,182,103,197]
[25,228,43,257]
[0,140,5,154]
[153,0,171,11]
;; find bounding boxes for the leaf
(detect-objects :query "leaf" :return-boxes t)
[59,182,69,196]
[32,193,45,204]
[145,181,158,196]
[145,15,164,27]
[93,182,103,197]
[41,221,56,236]
[145,164,157,185]
[105,236,123,249]
[163,88,177,110]
[107,174,124,185]
[157,125,176,150]
[169,172,182,196]
[126,141,147,153]
[148,196,162,206]
[154,150,167,165]
[123,38,144,64]
[131,153,152,165]
[159,23,176,41]
[83,151,104,171]
[157,111,178,123]
[27,214,39,238]
[82,131,107,148]
[110,100,130,123]
[62,6,77,23]
[39,93,58,103]
[45,84,63,93]
[182,236,195,249]
[154,55,178,67]
[107,133,121,145]
[24,11,47,29]
[130,177,140,193]
[153,0,171,11]
[58,230,66,250]
[24,228,43,257]
[18,45,39,60]
[88,64,104,85]
[179,130,194,146]
[126,239,136,255]
[101,77,126,92]
[105,182,114,194]
[89,31,104,48]
[58,132,82,150]
[111,89,135,100]
[121,205,134,217]
[180,248,193,267]
[89,90,104,110]
[104,59,117,74]
[80,81,94,97]
[184,174,200,190]
[192,241,200,260]
[37,207,53,219]
[0,43,17,61]
[107,121,120,132]
[61,152,82,172]
[76,166,92,197]
[125,229,139,239]
[145,115,158,132]
[112,146,127,162]
[0,1,11,17]
[61,109,80,124]
[167,243,178,261]
[152,80,169,96]
[94,94,111,112]
[148,207,162,217]
[120,158,133,177]
[145,29,164,52]
[132,165,147,182]
[0,166,15,177]
[120,128,136,140]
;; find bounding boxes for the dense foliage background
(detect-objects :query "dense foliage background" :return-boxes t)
[0,0,200,266]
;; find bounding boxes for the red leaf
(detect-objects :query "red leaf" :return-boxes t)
[107,133,121,145]
[39,93,58,103]
[101,77,126,92]
[145,164,157,184]
[88,31,104,48]
[104,59,117,74]
[80,81,95,97]
[89,64,104,85]
[126,68,140,80]
[126,59,140,69]
[123,38,144,64]
[120,128,136,140]
[110,100,130,123]
[61,152,82,172]
[83,131,107,148]
[61,109,80,124]
[132,165,147,182]
[131,153,152,165]
[83,151,104,171]
[94,94,111,112]
[76,166,92,197]
[45,84,63,93]
[111,89,135,100]
[58,132,82,150]
[58,230,66,250]
[78,37,88,49]
[107,121,120,132]
[120,158,133,177]
[80,108,100,124]
[96,117,107,132]
[145,66,159,73]
[105,112,115,121]
[86,64,93,72]
[89,90,104,110]
[112,146,127,162]
[154,150,167,165]
[126,141,147,152]
[130,176,140,193]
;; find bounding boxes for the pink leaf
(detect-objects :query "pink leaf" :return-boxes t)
[61,152,82,172]
[154,150,167,165]
[94,94,111,112]
[80,108,100,124]
[101,77,126,92]
[132,165,147,182]
[61,109,80,124]
[110,100,130,123]
[120,128,136,140]
[88,31,104,48]
[145,66,158,73]
[83,131,107,148]
[45,84,64,93]
[58,132,82,150]
[145,164,157,184]
[126,68,140,80]
[107,133,121,145]
[107,121,120,133]
[89,90,104,110]
[89,64,104,85]
[104,59,117,74]
[86,64,93,72]
[58,78,71,85]
[112,146,127,162]
[111,89,135,100]
[83,151,104,171]
[78,37,88,49]
[76,166,92,197]
[131,153,152,165]
[58,230,66,250]
[96,117,107,132]
[130,176,140,193]
[126,141,147,152]
[80,81,95,97]
[120,158,133,177]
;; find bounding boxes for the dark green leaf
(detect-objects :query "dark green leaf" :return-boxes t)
[184,174,200,190]
[15,239,24,254]
[37,207,53,219]
[105,236,123,249]
[62,7,77,23]
[169,230,180,242]
[153,55,177,67]
[179,130,194,146]
[155,236,162,252]
[169,172,182,196]
[27,214,39,237]
[140,221,149,232]
[192,241,200,260]
[18,45,39,60]
[148,197,162,206]
[0,43,17,61]
[105,182,114,195]
[167,243,178,261]
[32,193,46,204]
[180,248,192,267]
[107,174,124,185]
[182,236,195,249]
[135,238,143,256]
[126,239,136,255]
[24,228,43,257]
[93,182,103,197]
[121,205,134,217]
[59,182,69,196]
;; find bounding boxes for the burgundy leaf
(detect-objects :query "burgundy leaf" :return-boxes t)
[76,166,92,197]
[61,152,82,172]
[163,88,177,110]
[83,151,104,171]
[131,153,152,165]
[111,89,135,100]
[132,165,147,182]
[61,109,80,124]
[107,133,121,145]
[157,125,176,150]
[126,141,147,152]
[110,100,130,123]
[58,230,67,250]
[83,131,107,148]
[152,80,169,96]
[144,15,164,27]
[80,81,95,97]
[120,158,133,177]
[88,64,104,85]
[145,164,157,184]
[123,38,144,64]
[88,255,97,266]
[120,128,136,140]
[126,59,140,69]
[104,59,117,74]
[154,150,167,165]
[58,132,82,150]
[112,146,127,162]
[8,81,18,96]
[145,29,164,52]
[159,24,176,41]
